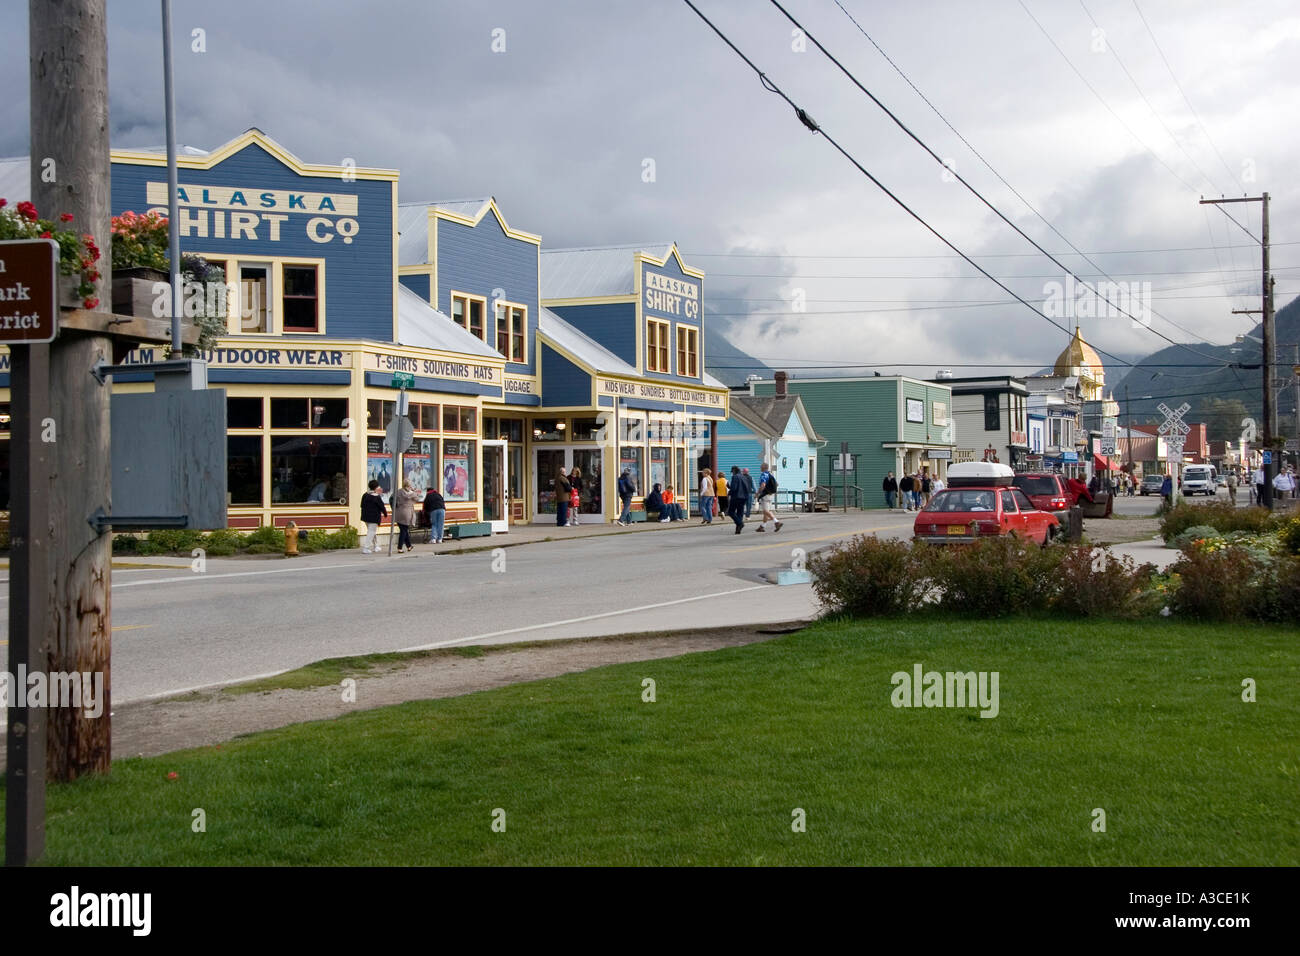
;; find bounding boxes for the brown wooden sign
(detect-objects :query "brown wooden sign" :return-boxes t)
[0,237,59,343]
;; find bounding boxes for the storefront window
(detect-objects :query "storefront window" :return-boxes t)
[619,416,644,443]
[228,435,263,506]
[442,439,476,501]
[271,398,347,429]
[570,417,602,441]
[620,446,644,495]
[484,418,498,440]
[501,418,524,443]
[650,446,670,492]
[413,403,439,431]
[443,405,476,433]
[269,436,347,504]
[227,397,262,429]
[532,418,565,441]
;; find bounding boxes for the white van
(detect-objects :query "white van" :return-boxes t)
[1182,464,1217,496]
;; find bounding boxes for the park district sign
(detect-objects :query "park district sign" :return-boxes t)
[0,238,59,344]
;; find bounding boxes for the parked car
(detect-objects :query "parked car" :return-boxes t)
[1011,473,1077,516]
[1140,474,1165,496]
[1216,476,1228,488]
[914,462,1059,546]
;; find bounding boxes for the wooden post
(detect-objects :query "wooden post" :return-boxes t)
[30,0,113,780]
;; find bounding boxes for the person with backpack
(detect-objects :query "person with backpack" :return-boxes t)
[360,479,387,554]
[726,465,748,534]
[755,461,782,533]
[616,469,635,526]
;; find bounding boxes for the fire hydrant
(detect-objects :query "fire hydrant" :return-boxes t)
[284,521,300,557]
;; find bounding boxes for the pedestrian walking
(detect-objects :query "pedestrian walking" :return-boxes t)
[1226,471,1238,506]
[883,471,897,509]
[899,473,914,511]
[741,467,755,518]
[754,461,783,533]
[360,479,387,554]
[930,474,945,496]
[567,467,583,526]
[554,467,572,528]
[422,485,446,544]
[1272,467,1296,501]
[1161,473,1172,507]
[921,471,932,507]
[393,480,421,553]
[699,468,715,524]
[616,468,635,525]
[726,465,748,534]
[1253,466,1265,506]
[715,469,729,518]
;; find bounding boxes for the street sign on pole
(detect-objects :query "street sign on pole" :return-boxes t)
[392,371,415,389]
[0,238,60,344]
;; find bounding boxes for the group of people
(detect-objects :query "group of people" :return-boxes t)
[614,463,782,534]
[1248,464,1298,504]
[881,470,945,511]
[359,479,446,554]
[552,466,593,527]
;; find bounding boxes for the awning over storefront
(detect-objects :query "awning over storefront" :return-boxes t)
[1094,453,1118,471]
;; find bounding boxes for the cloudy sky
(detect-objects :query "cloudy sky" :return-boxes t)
[3,0,1297,381]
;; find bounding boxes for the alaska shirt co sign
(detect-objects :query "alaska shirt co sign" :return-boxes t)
[0,238,59,343]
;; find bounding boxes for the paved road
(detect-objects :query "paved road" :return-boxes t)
[0,492,1202,705]
[2,511,912,704]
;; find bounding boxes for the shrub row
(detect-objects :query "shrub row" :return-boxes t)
[808,536,1158,620]
[1168,541,1300,623]
[1159,501,1279,542]
[112,525,359,556]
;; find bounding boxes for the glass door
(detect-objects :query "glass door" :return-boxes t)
[482,439,508,533]
[572,448,604,523]
[535,448,567,519]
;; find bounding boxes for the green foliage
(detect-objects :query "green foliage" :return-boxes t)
[920,536,1063,618]
[1167,543,1261,621]
[244,525,286,554]
[808,535,924,617]
[1278,516,1300,556]
[200,528,244,556]
[1052,546,1157,618]
[144,528,203,553]
[1169,524,1223,552]
[110,210,170,272]
[1159,501,1277,542]
[1197,396,1252,443]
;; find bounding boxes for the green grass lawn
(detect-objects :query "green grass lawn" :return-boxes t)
[8,616,1297,866]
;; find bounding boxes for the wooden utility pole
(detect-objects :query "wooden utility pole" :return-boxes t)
[1202,193,1275,507]
[30,0,113,779]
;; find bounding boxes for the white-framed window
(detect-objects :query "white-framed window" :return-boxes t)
[206,257,325,336]
[647,319,670,372]
[675,324,699,377]
[451,291,487,342]
[494,300,527,363]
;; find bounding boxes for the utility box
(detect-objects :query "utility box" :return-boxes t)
[110,385,228,530]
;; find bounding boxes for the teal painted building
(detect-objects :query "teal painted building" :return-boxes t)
[749,374,955,504]
[718,391,823,500]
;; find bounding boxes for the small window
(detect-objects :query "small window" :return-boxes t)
[270,398,308,429]
[282,265,319,332]
[1013,489,1035,512]
[647,320,670,372]
[238,263,271,333]
[1001,490,1017,512]
[311,398,347,429]
[532,418,565,442]
[451,292,487,341]
[570,417,601,441]
[676,326,698,377]
[495,302,527,363]
[227,397,262,429]
[227,435,263,506]
[443,405,476,433]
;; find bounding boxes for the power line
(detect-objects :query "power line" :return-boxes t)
[684,239,1300,259]
[702,265,1300,280]
[767,0,1231,365]
[1130,0,1244,192]
[677,0,1149,368]
[1077,0,1225,194]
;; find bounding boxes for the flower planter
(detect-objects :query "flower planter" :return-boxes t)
[112,266,168,318]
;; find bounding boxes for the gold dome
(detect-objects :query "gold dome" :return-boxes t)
[1053,326,1104,383]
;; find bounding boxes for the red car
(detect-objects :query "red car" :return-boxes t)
[1011,473,1078,517]
[914,463,1060,546]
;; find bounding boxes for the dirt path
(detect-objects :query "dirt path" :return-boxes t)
[100,625,806,761]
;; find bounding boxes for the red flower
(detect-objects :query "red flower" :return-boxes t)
[39,230,51,239]
[83,297,99,310]
[0,198,7,208]
[16,201,37,221]
[59,212,73,222]
[166,771,179,780]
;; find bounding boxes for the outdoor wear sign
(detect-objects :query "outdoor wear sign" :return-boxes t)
[0,238,59,343]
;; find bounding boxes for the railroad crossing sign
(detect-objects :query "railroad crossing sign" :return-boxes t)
[1156,402,1191,437]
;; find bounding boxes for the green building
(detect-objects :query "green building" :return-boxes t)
[749,373,956,504]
